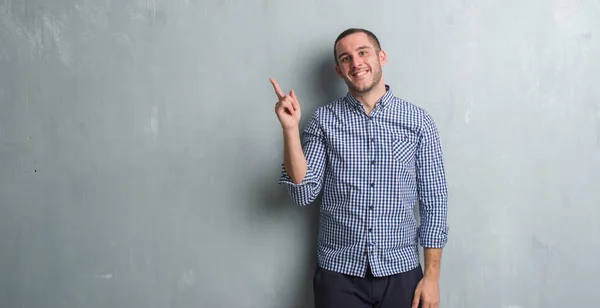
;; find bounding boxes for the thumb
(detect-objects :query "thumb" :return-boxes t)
[290,90,299,110]
[412,290,421,308]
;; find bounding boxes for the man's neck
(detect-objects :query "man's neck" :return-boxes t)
[351,83,387,115]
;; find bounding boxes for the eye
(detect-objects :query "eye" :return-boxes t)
[359,51,367,56]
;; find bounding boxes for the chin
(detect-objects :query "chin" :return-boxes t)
[350,84,373,94]
[346,78,368,89]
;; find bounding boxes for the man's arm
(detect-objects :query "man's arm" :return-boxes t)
[412,112,448,308]
[423,247,442,280]
[270,78,326,206]
[278,111,327,206]
[282,126,307,184]
[416,112,449,252]
[413,248,443,308]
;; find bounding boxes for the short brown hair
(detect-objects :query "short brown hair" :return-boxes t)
[333,28,382,64]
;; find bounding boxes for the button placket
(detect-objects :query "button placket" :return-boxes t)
[366,114,376,255]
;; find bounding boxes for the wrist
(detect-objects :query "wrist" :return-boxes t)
[423,272,439,281]
[282,126,300,136]
[423,267,440,281]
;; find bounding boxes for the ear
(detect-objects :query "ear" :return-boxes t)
[378,50,387,66]
[335,65,343,78]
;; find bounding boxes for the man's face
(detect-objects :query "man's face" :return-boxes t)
[334,32,386,94]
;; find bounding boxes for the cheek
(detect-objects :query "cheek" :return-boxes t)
[343,65,353,75]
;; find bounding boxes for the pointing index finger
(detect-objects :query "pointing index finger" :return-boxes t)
[269,78,285,99]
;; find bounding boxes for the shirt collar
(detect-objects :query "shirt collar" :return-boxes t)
[345,84,395,109]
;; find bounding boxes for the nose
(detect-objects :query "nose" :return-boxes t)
[351,57,362,69]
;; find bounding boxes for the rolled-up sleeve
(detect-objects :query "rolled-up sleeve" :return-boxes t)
[416,112,449,248]
[278,110,327,206]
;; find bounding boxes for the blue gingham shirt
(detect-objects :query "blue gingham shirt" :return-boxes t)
[279,85,448,278]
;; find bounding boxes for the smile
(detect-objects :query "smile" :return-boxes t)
[352,70,368,77]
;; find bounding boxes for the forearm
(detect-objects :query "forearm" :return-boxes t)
[283,127,307,184]
[423,247,442,280]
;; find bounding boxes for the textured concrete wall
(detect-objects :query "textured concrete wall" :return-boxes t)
[1,0,599,307]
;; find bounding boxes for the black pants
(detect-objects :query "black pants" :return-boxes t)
[313,264,423,308]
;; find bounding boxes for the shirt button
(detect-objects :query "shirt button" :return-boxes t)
[368,228,373,232]
[369,206,374,210]
[370,183,374,188]
[371,138,375,142]
[371,160,375,165]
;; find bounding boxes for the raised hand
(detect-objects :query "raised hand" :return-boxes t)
[270,78,301,130]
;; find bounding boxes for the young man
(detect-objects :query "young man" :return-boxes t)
[270,28,448,308]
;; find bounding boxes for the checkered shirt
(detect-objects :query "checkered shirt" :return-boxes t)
[279,85,448,277]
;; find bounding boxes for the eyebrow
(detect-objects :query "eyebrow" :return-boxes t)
[337,45,371,60]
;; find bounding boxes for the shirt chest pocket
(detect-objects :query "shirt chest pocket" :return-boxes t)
[390,133,419,168]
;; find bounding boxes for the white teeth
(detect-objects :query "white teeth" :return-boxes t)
[355,71,367,76]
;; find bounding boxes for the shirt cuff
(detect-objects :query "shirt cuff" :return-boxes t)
[278,164,320,205]
[419,226,449,248]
